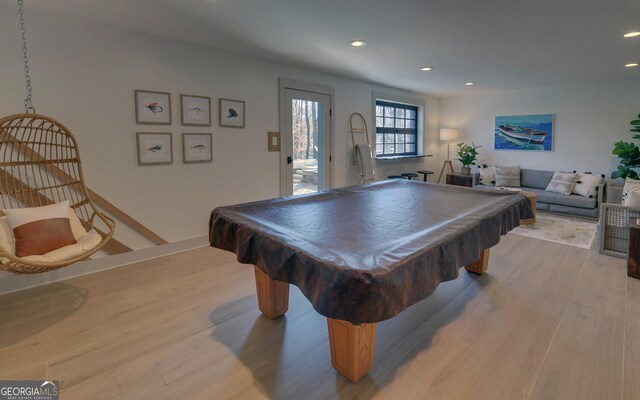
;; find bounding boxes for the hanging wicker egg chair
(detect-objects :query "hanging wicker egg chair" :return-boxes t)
[0,113,115,274]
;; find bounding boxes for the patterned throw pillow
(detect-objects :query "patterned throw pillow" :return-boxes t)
[622,177,640,205]
[545,172,578,195]
[3,201,77,257]
[571,172,604,198]
[495,166,521,187]
[477,165,496,185]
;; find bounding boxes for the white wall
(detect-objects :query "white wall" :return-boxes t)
[0,4,439,285]
[440,80,640,176]
[0,4,441,245]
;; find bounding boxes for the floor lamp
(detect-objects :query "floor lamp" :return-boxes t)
[437,128,459,183]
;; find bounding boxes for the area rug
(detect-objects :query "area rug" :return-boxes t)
[509,214,597,249]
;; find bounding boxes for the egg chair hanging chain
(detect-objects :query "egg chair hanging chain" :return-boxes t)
[17,0,35,113]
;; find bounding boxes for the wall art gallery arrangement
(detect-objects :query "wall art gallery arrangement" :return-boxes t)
[137,132,173,165]
[133,90,245,165]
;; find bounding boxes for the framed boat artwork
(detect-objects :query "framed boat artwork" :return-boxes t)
[494,114,553,151]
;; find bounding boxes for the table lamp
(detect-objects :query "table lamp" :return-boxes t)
[437,128,459,183]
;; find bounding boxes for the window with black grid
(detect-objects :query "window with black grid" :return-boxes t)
[375,100,418,157]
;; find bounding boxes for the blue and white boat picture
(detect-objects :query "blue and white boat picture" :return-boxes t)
[494,114,553,151]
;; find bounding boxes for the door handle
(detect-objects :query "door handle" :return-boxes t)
[287,156,293,164]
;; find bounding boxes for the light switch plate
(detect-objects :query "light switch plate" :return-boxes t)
[268,131,280,151]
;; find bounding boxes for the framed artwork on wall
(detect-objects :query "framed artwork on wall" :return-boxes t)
[180,95,211,126]
[135,90,172,125]
[137,132,173,165]
[182,133,213,163]
[219,98,245,128]
[494,114,553,151]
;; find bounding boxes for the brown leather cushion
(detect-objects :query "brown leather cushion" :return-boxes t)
[13,218,77,257]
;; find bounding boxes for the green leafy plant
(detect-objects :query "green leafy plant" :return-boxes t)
[611,113,640,180]
[632,116,640,136]
[455,142,481,167]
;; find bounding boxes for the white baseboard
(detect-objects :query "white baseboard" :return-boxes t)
[0,235,209,296]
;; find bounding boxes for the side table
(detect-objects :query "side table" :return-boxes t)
[628,218,640,279]
[520,191,537,225]
[446,173,474,187]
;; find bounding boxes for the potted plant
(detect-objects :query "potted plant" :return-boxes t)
[611,113,640,180]
[455,142,481,175]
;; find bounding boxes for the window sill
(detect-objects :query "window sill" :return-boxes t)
[375,154,432,161]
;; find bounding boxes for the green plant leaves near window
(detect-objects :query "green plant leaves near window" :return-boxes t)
[612,113,640,179]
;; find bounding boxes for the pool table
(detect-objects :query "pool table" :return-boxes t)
[209,180,532,382]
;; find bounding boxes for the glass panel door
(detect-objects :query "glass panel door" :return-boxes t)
[291,99,323,195]
[284,89,331,196]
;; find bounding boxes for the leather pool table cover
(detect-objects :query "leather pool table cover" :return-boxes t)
[209,180,533,323]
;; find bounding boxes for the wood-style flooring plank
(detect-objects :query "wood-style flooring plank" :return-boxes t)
[528,301,624,400]
[624,275,640,400]
[0,233,636,400]
[571,251,627,318]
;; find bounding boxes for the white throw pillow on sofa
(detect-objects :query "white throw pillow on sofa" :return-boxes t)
[477,165,496,185]
[622,177,640,205]
[495,166,520,187]
[545,172,578,195]
[571,173,604,198]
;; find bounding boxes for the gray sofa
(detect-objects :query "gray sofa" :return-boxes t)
[474,168,605,219]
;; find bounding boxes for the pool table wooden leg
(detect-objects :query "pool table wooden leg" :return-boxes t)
[327,318,376,383]
[254,266,289,319]
[465,248,491,275]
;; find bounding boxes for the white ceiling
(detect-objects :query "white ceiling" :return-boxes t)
[8,0,640,96]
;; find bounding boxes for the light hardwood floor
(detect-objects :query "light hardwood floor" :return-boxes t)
[0,233,637,399]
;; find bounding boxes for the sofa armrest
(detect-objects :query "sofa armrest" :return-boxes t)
[596,181,606,208]
[599,202,640,225]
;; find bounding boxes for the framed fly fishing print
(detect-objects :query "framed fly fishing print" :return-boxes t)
[137,132,173,165]
[494,114,553,151]
[182,133,213,163]
[135,90,172,125]
[180,95,211,126]
[219,98,245,128]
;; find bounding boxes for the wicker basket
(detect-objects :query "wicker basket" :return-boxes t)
[520,191,537,225]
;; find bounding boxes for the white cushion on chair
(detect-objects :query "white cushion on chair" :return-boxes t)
[0,208,102,263]
[69,209,90,239]
[20,231,102,264]
[0,216,16,255]
[622,177,640,205]
[625,191,640,207]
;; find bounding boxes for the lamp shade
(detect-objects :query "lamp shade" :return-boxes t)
[439,128,459,141]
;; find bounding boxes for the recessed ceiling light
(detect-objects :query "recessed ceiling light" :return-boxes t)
[625,63,639,68]
[420,66,434,71]
[465,82,475,86]
[349,40,367,47]
[624,32,640,38]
